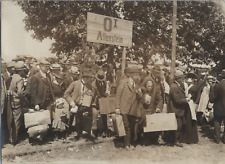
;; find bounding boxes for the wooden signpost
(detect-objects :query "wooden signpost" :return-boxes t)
[87,12,133,77]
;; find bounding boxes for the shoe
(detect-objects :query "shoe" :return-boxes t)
[130,145,135,150]
[125,146,130,151]
[101,132,106,138]
[174,143,183,147]
[74,136,80,141]
[215,139,220,144]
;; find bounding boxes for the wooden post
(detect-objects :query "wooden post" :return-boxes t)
[170,0,177,82]
[121,47,126,77]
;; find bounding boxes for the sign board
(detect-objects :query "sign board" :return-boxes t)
[87,12,133,47]
[144,113,177,132]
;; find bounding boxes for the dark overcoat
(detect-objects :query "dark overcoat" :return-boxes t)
[209,79,225,117]
[169,82,188,117]
[29,71,54,108]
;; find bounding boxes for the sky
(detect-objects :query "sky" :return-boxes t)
[1,1,55,62]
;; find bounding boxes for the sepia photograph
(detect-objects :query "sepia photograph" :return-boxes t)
[1,0,225,164]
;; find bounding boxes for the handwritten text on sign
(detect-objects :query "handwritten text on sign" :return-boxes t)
[87,12,133,47]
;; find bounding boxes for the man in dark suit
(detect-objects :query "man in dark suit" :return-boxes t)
[64,68,96,141]
[209,69,225,144]
[8,61,26,145]
[169,70,198,145]
[115,66,141,150]
[29,60,55,111]
[93,69,109,137]
[169,70,188,146]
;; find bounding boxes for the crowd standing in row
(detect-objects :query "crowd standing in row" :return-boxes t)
[1,55,225,150]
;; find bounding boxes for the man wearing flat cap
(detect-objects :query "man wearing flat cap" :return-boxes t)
[29,59,55,112]
[64,68,97,141]
[7,61,26,145]
[4,61,16,89]
[115,66,141,150]
[209,69,225,144]
[168,70,198,146]
[52,72,67,98]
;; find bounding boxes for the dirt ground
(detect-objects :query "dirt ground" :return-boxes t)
[2,125,225,164]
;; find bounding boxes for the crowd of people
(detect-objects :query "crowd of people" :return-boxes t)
[1,54,225,150]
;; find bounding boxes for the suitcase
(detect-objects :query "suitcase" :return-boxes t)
[99,97,116,114]
[82,95,92,107]
[112,114,126,137]
[27,124,49,138]
[24,110,51,128]
[144,113,177,132]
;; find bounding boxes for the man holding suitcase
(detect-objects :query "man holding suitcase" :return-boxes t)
[115,66,141,150]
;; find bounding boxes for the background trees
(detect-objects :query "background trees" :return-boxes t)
[18,1,225,70]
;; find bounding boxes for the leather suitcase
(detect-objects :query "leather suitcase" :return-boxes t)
[144,113,177,132]
[112,114,126,137]
[82,95,92,107]
[27,124,49,138]
[99,97,116,114]
[24,110,51,128]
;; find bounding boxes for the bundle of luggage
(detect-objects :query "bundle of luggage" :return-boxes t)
[24,109,51,141]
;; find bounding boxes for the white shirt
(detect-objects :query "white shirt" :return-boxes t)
[129,77,135,88]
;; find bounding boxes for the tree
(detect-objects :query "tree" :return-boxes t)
[18,1,225,70]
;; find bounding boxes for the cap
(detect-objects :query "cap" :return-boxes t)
[39,59,50,65]
[220,69,225,78]
[175,70,184,79]
[186,71,198,79]
[7,61,16,68]
[14,61,25,70]
[50,64,61,70]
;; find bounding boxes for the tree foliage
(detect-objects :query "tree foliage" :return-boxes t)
[18,1,225,69]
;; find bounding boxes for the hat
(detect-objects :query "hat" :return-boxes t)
[220,69,225,78]
[12,57,23,62]
[125,66,141,74]
[53,72,65,79]
[186,71,198,79]
[50,64,61,70]
[55,98,64,107]
[151,65,162,77]
[175,70,184,79]
[7,61,16,68]
[39,59,50,66]
[70,66,79,74]
[207,75,214,80]
[14,61,25,70]
[96,70,106,81]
